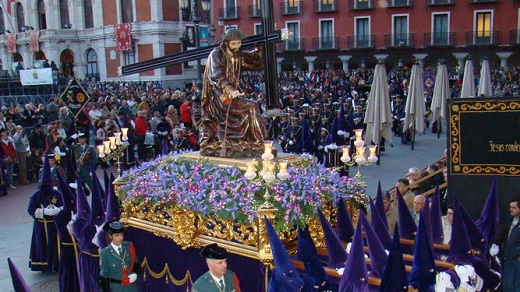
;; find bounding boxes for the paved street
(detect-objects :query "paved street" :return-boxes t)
[0,128,446,291]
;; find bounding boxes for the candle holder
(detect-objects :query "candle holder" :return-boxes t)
[340,129,378,179]
[97,128,130,177]
[245,143,289,209]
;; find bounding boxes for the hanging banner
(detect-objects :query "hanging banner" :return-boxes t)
[7,33,16,54]
[115,23,132,51]
[29,30,40,52]
[60,77,91,118]
[19,68,53,85]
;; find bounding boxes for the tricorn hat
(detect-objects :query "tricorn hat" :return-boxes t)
[106,221,124,234]
[200,243,227,260]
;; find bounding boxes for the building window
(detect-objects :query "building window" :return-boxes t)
[254,23,263,35]
[60,0,70,29]
[16,3,25,33]
[86,49,99,79]
[123,45,135,66]
[287,22,300,50]
[37,0,47,30]
[475,11,492,44]
[355,0,370,9]
[393,15,408,46]
[287,0,300,14]
[320,0,334,11]
[253,0,261,17]
[432,13,449,45]
[355,17,370,47]
[84,0,93,29]
[393,0,409,6]
[121,0,133,23]
[225,0,237,18]
[320,19,334,49]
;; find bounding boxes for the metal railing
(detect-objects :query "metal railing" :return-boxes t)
[426,0,453,4]
[278,38,305,51]
[388,0,413,7]
[384,33,415,47]
[510,30,520,45]
[424,32,456,46]
[312,36,340,50]
[314,0,337,12]
[349,0,374,9]
[469,0,499,3]
[280,1,303,15]
[465,30,499,45]
[218,6,240,20]
[346,35,376,48]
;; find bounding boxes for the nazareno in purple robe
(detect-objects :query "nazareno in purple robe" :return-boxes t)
[54,208,80,291]
[27,189,62,272]
[72,217,100,292]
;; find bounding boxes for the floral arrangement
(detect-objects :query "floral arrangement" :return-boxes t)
[118,154,366,231]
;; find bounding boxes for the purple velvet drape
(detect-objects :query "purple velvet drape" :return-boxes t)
[126,227,267,291]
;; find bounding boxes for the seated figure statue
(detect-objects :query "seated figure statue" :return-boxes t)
[200,28,268,157]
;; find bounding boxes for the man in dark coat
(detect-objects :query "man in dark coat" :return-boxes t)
[192,244,240,292]
[502,196,520,291]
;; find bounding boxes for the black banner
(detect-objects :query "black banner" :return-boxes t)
[60,77,91,118]
[448,98,520,176]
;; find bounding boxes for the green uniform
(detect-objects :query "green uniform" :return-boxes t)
[192,270,238,292]
[100,241,139,292]
[75,143,95,188]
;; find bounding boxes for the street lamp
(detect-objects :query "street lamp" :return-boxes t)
[180,0,211,84]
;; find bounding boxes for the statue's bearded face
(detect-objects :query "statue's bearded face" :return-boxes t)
[227,39,242,53]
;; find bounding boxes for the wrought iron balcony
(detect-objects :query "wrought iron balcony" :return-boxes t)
[219,6,240,20]
[278,38,305,51]
[312,36,340,50]
[280,1,303,15]
[314,0,337,12]
[465,30,499,45]
[426,0,454,5]
[346,35,376,48]
[349,0,374,9]
[388,0,413,7]
[424,32,455,46]
[469,0,498,3]
[248,5,261,18]
[384,33,415,47]
[510,30,520,45]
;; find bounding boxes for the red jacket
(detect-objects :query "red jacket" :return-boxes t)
[0,140,16,160]
[179,104,192,124]
[134,117,149,136]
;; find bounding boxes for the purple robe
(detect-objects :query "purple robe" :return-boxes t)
[27,189,62,272]
[55,208,80,291]
[72,218,100,292]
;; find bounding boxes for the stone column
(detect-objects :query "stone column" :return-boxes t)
[453,52,468,71]
[304,56,317,73]
[338,55,352,72]
[413,53,428,67]
[497,52,513,70]
[374,54,388,63]
[276,57,283,73]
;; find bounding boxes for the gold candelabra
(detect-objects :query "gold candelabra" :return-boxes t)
[97,128,129,177]
[340,129,378,179]
[244,141,289,209]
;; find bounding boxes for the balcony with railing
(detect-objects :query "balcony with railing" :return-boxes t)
[278,38,306,51]
[424,32,456,46]
[314,0,337,12]
[426,0,454,5]
[510,30,520,45]
[469,0,498,3]
[384,33,415,47]
[219,6,240,20]
[349,0,374,9]
[346,35,376,48]
[465,30,499,45]
[280,1,303,15]
[388,0,413,7]
[312,36,340,50]
[248,5,261,18]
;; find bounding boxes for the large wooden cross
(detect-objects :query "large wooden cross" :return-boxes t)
[121,0,283,109]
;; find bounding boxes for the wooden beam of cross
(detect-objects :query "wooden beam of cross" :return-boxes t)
[121,0,283,109]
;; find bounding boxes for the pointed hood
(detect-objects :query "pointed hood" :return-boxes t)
[103,169,110,199]
[379,225,408,292]
[75,178,91,221]
[397,188,417,239]
[360,211,387,278]
[90,167,105,226]
[265,217,305,292]
[430,185,444,244]
[369,198,392,250]
[92,165,106,208]
[338,217,368,292]
[105,181,121,222]
[325,111,340,145]
[110,172,116,196]
[421,197,434,252]
[297,226,328,290]
[57,171,76,212]
[66,152,76,183]
[7,258,31,292]
[374,182,388,228]
[408,212,436,292]
[336,197,354,243]
[318,209,348,268]
[475,178,499,250]
[40,155,53,191]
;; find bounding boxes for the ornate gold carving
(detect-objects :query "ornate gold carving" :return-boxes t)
[461,166,520,176]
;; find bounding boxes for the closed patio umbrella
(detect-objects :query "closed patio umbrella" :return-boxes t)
[460,59,476,98]
[403,62,426,150]
[478,58,492,97]
[430,61,449,138]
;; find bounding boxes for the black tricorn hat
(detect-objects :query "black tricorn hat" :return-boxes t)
[103,220,124,234]
[200,243,227,260]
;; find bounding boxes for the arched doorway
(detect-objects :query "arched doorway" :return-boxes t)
[33,50,47,68]
[60,49,74,77]
[85,48,99,80]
